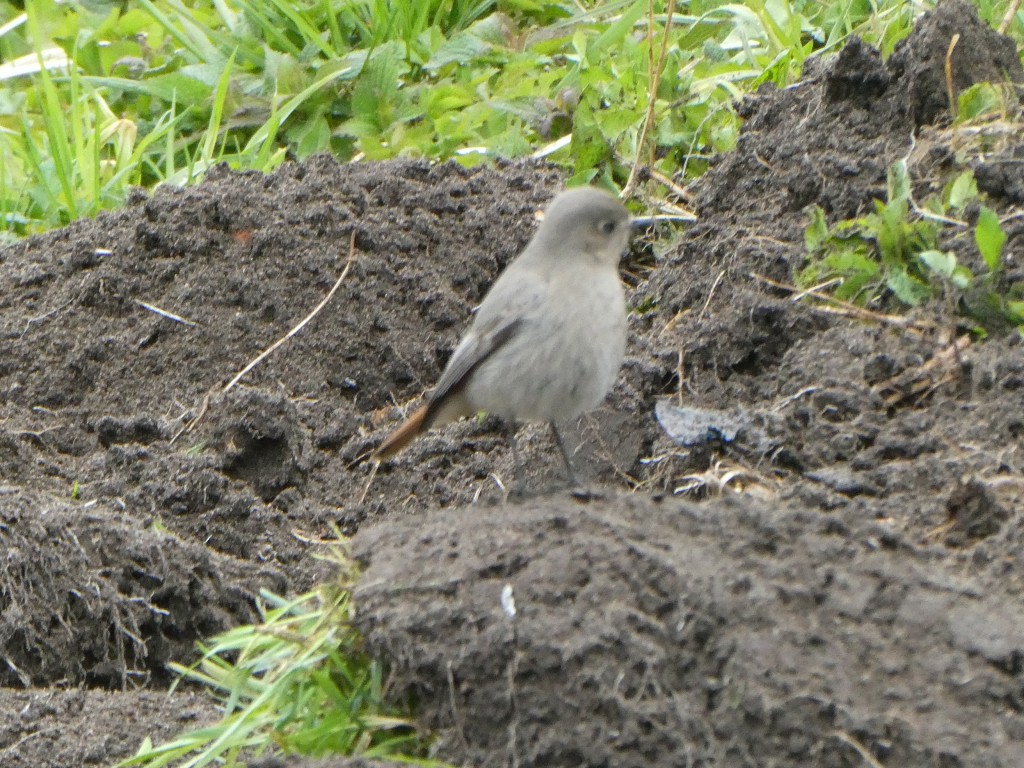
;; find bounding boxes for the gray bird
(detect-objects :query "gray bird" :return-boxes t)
[374,186,632,483]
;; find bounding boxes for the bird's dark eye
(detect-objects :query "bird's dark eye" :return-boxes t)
[598,219,616,234]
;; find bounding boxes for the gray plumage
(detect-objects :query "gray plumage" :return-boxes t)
[375,186,632,477]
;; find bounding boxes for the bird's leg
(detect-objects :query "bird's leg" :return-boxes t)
[549,421,578,486]
[502,421,526,494]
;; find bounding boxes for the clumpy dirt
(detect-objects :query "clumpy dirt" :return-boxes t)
[354,495,1024,767]
[0,1,1022,766]
[0,689,218,768]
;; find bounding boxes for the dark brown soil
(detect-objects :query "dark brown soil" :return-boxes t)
[1,1,1022,766]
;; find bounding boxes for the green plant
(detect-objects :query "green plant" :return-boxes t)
[116,554,441,768]
[185,440,208,457]
[801,161,934,305]
[956,81,1008,123]
[1,0,937,239]
[798,162,1024,333]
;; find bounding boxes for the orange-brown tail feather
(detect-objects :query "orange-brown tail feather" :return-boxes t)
[373,405,429,461]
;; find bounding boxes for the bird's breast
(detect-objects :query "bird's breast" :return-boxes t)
[465,266,626,422]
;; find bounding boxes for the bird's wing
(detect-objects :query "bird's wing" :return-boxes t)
[424,270,545,425]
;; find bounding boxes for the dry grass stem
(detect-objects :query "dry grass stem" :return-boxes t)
[832,730,886,768]
[874,334,971,407]
[999,0,1023,34]
[623,0,677,197]
[750,272,935,332]
[697,269,726,323]
[224,231,357,393]
[945,33,960,121]
[647,167,695,204]
[135,300,198,327]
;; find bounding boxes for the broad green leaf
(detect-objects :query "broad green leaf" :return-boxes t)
[886,159,910,206]
[1008,300,1024,323]
[951,264,973,290]
[804,205,828,251]
[918,249,956,278]
[676,19,728,51]
[82,73,212,104]
[178,62,236,88]
[593,105,642,141]
[826,246,879,276]
[875,201,907,261]
[975,206,1006,273]
[919,249,973,290]
[589,0,647,58]
[828,246,880,301]
[292,114,330,159]
[957,82,1001,121]
[946,171,977,211]
[886,266,930,306]
[502,0,545,12]
[350,42,409,134]
[425,29,491,71]
[566,167,600,186]
[569,99,610,175]
[471,14,516,46]
[424,84,476,118]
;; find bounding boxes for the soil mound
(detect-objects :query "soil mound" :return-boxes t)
[355,493,1024,767]
[0,490,277,688]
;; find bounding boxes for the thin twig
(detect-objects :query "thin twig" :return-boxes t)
[446,660,472,755]
[910,202,966,228]
[623,0,676,198]
[674,349,686,406]
[750,272,934,332]
[0,727,57,757]
[999,0,1023,34]
[224,231,357,393]
[170,233,357,445]
[135,300,198,326]
[832,730,885,768]
[169,391,210,445]
[647,167,695,205]
[658,308,690,337]
[874,334,971,407]
[900,132,967,228]
[771,386,818,413]
[944,33,960,121]
[789,278,842,302]
[696,269,726,323]
[631,213,697,226]
[21,300,72,336]
[359,459,378,505]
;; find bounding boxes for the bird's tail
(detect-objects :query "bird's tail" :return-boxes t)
[373,405,429,461]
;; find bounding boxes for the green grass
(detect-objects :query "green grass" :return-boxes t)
[0,0,961,239]
[115,549,448,768]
